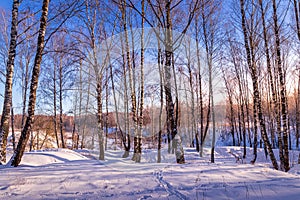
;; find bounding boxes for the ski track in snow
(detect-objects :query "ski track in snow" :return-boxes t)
[1,147,300,200]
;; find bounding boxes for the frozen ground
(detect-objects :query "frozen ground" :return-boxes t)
[1,147,300,200]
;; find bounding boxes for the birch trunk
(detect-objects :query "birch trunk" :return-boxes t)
[59,57,65,148]
[53,64,59,148]
[137,0,145,162]
[272,0,289,171]
[96,80,105,160]
[0,0,20,164]
[186,43,198,152]
[120,0,139,162]
[258,0,281,165]
[105,65,109,151]
[119,33,131,157]
[110,59,125,153]
[165,0,185,164]
[81,68,91,149]
[10,0,50,167]
[239,0,278,170]
[195,18,205,156]
[157,45,163,163]
[11,103,16,151]
[77,60,83,149]
[21,55,30,130]
[200,1,216,163]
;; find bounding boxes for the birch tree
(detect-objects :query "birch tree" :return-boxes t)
[138,0,199,163]
[239,0,279,170]
[84,0,106,160]
[199,0,221,162]
[136,0,145,163]
[271,0,289,171]
[195,16,209,157]
[0,0,20,164]
[10,0,50,167]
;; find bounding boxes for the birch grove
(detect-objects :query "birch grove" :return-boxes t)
[0,0,299,171]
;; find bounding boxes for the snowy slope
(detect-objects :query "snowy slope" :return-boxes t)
[1,147,300,200]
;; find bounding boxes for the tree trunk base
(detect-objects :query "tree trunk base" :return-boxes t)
[250,154,257,164]
[199,144,204,157]
[122,150,130,158]
[131,152,141,162]
[157,149,161,163]
[176,157,185,164]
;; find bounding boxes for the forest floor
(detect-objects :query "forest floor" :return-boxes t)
[1,146,300,200]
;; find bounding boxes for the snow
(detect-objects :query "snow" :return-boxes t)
[1,147,300,200]
[20,149,89,166]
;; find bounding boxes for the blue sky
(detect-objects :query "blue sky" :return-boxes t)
[0,0,12,10]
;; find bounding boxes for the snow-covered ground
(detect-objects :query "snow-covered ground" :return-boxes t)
[1,147,300,200]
